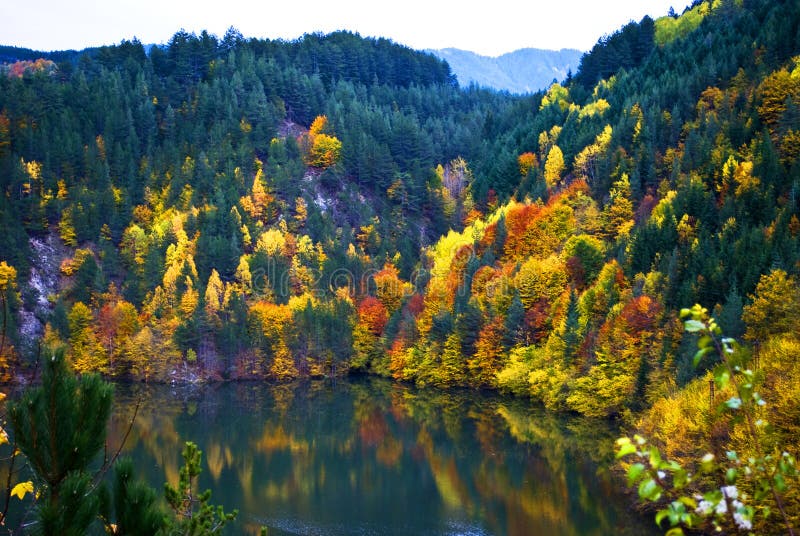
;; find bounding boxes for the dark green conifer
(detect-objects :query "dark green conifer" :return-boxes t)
[9,347,112,534]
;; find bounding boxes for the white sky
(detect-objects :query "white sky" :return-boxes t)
[0,0,694,56]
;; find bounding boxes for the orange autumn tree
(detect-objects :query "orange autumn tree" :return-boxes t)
[517,152,538,177]
[357,296,389,336]
[352,296,389,372]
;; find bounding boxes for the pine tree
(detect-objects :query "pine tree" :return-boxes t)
[99,457,165,535]
[163,442,237,534]
[503,292,526,349]
[560,289,581,365]
[8,348,113,534]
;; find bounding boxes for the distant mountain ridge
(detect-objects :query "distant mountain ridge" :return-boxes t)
[430,47,583,94]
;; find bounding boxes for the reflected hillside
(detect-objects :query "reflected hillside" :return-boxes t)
[110,379,656,535]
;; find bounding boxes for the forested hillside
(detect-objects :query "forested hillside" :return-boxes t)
[0,0,798,446]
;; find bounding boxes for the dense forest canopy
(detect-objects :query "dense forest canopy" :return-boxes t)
[0,0,797,424]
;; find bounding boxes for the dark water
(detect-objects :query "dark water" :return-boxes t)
[100,378,658,536]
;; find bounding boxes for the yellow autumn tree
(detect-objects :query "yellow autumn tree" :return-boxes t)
[515,255,568,310]
[68,302,108,374]
[0,262,18,376]
[572,125,612,184]
[204,269,225,322]
[239,166,275,222]
[374,263,412,314]
[304,115,342,169]
[602,174,634,240]
[742,269,800,347]
[544,145,565,188]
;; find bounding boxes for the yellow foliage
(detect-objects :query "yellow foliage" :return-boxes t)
[578,99,610,119]
[732,160,760,197]
[10,481,34,500]
[566,351,637,417]
[742,269,800,343]
[270,341,297,379]
[0,262,18,293]
[540,83,570,111]
[287,293,317,312]
[515,255,568,309]
[179,277,198,317]
[309,115,328,137]
[637,374,713,460]
[307,133,342,168]
[235,256,252,294]
[255,228,286,256]
[59,248,93,276]
[573,125,612,182]
[204,269,224,318]
[304,115,342,169]
[603,173,634,239]
[374,263,412,313]
[654,0,719,46]
[538,125,562,160]
[543,145,565,188]
[760,335,800,448]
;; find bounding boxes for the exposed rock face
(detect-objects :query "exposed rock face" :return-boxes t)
[18,233,64,355]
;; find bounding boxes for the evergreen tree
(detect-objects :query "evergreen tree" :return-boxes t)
[99,457,165,535]
[560,289,581,365]
[503,292,526,349]
[9,348,113,534]
[163,441,238,535]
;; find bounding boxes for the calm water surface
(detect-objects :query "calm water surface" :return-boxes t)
[106,378,658,536]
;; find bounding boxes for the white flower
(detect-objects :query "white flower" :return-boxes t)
[721,485,738,500]
[715,499,728,515]
[733,512,752,530]
[696,500,713,516]
[657,470,666,480]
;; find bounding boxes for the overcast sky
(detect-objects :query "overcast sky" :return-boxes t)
[1,0,694,56]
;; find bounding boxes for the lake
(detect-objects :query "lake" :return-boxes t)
[105,378,658,535]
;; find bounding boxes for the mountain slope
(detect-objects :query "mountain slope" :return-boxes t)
[430,47,582,93]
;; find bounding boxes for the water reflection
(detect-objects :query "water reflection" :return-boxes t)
[109,379,657,535]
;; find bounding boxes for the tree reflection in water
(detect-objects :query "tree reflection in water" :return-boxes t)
[108,378,658,535]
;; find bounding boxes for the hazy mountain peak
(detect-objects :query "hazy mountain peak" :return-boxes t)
[429,47,583,94]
